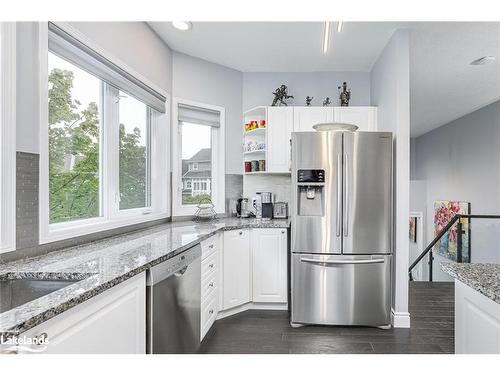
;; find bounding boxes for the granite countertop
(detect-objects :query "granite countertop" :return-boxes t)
[0,217,290,337]
[441,262,500,304]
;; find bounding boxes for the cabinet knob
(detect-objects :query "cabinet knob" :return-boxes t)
[209,282,214,287]
[209,309,214,314]
[209,244,214,249]
[239,231,243,235]
[281,230,285,234]
[209,263,214,268]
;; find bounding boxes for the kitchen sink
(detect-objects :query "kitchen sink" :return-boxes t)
[0,277,82,314]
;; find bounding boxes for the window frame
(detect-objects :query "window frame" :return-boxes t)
[39,22,170,244]
[0,22,16,254]
[172,97,225,217]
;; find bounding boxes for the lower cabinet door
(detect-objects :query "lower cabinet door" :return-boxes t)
[201,293,218,341]
[455,280,500,354]
[252,228,287,303]
[222,229,250,310]
[20,273,146,354]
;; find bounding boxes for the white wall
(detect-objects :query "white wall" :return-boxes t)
[413,100,500,270]
[172,51,243,175]
[370,29,411,327]
[243,71,371,110]
[16,22,173,153]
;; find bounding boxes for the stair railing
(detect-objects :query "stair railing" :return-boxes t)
[408,214,500,281]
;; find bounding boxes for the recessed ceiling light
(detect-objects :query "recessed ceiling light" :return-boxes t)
[172,21,193,31]
[337,21,343,33]
[323,22,331,54]
[470,56,496,66]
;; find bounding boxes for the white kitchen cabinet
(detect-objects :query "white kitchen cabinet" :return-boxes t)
[455,279,500,354]
[334,106,377,131]
[251,228,288,303]
[267,106,293,173]
[200,234,220,341]
[222,229,251,310]
[293,107,334,132]
[20,272,146,354]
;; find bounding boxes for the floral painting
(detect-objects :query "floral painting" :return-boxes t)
[434,200,470,262]
[409,217,417,243]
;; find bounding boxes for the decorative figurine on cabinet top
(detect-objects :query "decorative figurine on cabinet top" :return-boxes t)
[322,97,332,106]
[338,81,351,106]
[305,96,313,106]
[271,85,294,106]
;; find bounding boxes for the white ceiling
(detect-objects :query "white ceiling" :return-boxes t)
[410,22,500,137]
[149,22,409,72]
[149,21,500,137]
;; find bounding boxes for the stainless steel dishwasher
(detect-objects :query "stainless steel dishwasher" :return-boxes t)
[146,244,201,354]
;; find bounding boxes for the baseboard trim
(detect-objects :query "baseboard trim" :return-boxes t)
[216,302,288,320]
[391,308,411,328]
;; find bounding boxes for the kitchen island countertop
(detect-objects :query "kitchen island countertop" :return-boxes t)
[441,262,500,304]
[0,218,290,337]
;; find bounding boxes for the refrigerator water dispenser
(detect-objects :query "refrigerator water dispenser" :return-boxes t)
[297,169,325,216]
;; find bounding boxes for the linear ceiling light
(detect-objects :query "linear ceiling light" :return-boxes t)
[337,21,343,32]
[323,21,331,54]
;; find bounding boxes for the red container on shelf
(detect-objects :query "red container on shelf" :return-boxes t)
[260,119,266,128]
[244,161,251,172]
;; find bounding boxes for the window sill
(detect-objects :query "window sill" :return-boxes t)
[39,212,170,244]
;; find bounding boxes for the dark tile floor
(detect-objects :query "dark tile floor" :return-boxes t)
[199,281,454,354]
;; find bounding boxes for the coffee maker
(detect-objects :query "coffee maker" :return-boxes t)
[260,192,273,220]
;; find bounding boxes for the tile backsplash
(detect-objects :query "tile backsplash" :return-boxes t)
[243,174,291,203]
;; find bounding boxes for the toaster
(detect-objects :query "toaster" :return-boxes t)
[273,202,288,219]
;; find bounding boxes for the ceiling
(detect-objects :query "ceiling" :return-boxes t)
[410,22,500,137]
[149,22,409,72]
[149,21,500,137]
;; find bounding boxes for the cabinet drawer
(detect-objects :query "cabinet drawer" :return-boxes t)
[201,294,217,340]
[201,235,218,260]
[201,270,217,303]
[201,251,217,278]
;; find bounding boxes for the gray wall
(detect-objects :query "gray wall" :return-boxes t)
[243,71,371,110]
[370,29,411,323]
[172,51,243,175]
[413,100,500,270]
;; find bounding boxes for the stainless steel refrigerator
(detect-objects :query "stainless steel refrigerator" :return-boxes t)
[291,130,393,327]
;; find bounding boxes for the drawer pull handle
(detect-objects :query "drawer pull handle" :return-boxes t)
[209,244,214,249]
[209,282,214,287]
[209,263,214,268]
[209,309,214,314]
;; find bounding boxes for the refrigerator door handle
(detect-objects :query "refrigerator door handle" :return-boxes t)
[343,153,349,237]
[300,257,385,265]
[336,153,342,237]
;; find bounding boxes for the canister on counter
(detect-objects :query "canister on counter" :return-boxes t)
[259,159,266,172]
[251,160,259,172]
[244,161,251,173]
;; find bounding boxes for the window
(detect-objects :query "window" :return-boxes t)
[47,52,102,224]
[181,122,211,204]
[0,22,16,253]
[39,22,169,243]
[173,99,225,216]
[118,91,150,210]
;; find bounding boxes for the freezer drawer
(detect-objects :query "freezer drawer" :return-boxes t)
[291,253,391,326]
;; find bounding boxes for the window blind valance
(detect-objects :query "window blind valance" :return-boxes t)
[178,103,220,127]
[48,22,166,113]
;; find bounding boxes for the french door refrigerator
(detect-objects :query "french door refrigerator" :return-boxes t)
[291,130,393,327]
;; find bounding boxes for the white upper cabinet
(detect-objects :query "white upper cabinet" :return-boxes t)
[293,107,334,132]
[252,229,288,303]
[333,106,377,131]
[222,229,251,310]
[267,106,294,173]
